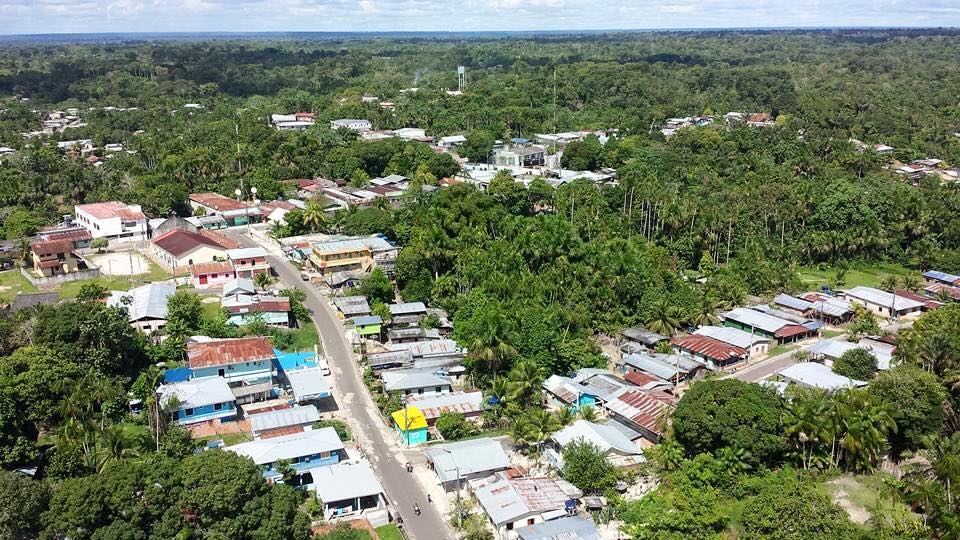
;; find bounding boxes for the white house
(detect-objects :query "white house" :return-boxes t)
[842,286,924,318]
[330,119,372,131]
[75,201,148,243]
[475,476,579,539]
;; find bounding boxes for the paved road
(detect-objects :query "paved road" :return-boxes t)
[727,347,801,382]
[226,230,451,540]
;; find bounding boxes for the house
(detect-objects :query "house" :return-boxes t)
[74,201,148,243]
[388,302,428,320]
[285,366,332,403]
[381,369,453,396]
[157,377,236,425]
[621,327,669,351]
[622,371,672,392]
[671,334,748,369]
[842,286,924,318]
[353,315,383,339]
[692,325,771,358]
[407,390,484,426]
[424,437,511,491]
[106,282,176,335]
[306,460,388,522]
[185,214,228,230]
[923,270,960,287]
[248,405,321,439]
[747,112,775,127]
[151,229,231,274]
[572,369,635,406]
[494,144,546,167]
[333,296,371,318]
[365,349,414,371]
[778,362,867,392]
[330,119,372,131]
[618,352,704,382]
[189,261,236,289]
[925,282,960,301]
[227,247,270,279]
[222,295,292,327]
[187,337,276,404]
[392,406,429,446]
[438,135,467,148]
[309,239,374,275]
[223,277,255,297]
[603,388,677,445]
[392,127,428,140]
[227,427,345,481]
[895,288,943,311]
[807,339,893,370]
[547,420,644,468]
[388,326,429,343]
[797,292,856,324]
[30,237,85,277]
[722,307,818,343]
[516,516,600,540]
[543,375,596,410]
[189,192,261,227]
[474,476,577,539]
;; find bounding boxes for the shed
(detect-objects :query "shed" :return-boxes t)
[286,367,332,402]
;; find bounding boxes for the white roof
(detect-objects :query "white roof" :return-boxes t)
[308,460,384,502]
[157,377,234,409]
[808,340,893,370]
[227,247,268,260]
[723,307,794,333]
[475,477,571,525]
[389,302,427,315]
[223,277,255,296]
[844,286,923,312]
[107,282,176,322]
[440,135,467,144]
[227,427,343,465]
[551,420,642,456]
[286,367,331,402]
[381,370,452,392]
[248,405,321,434]
[694,326,771,348]
[387,339,465,358]
[779,362,867,391]
[424,438,511,483]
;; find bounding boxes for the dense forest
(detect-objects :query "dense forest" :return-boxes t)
[2,29,960,539]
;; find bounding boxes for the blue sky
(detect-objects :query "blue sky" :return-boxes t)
[1,0,959,35]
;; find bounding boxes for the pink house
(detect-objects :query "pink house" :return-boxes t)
[189,261,236,289]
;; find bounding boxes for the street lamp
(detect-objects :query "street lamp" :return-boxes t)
[248,186,258,231]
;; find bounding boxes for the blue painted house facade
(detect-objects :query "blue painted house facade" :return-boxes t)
[157,377,237,425]
[226,427,346,481]
[188,337,276,404]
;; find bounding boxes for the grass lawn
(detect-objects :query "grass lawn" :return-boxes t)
[198,431,252,446]
[821,329,846,339]
[823,473,918,527]
[0,269,37,301]
[797,262,914,290]
[767,344,798,357]
[285,321,319,352]
[57,258,173,298]
[201,300,224,318]
[375,524,404,540]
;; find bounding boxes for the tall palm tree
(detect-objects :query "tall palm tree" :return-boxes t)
[554,407,575,427]
[692,294,722,328]
[303,199,326,232]
[468,307,517,378]
[578,405,598,423]
[97,423,140,472]
[507,361,544,404]
[418,224,449,279]
[646,299,681,337]
[919,335,957,375]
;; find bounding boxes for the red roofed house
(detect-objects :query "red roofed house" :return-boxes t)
[188,337,276,404]
[150,229,232,274]
[671,334,748,370]
[74,201,148,243]
[189,192,261,227]
[603,388,677,446]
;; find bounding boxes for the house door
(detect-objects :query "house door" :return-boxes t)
[218,368,225,377]
[199,274,208,285]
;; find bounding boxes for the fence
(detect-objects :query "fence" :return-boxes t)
[20,266,101,289]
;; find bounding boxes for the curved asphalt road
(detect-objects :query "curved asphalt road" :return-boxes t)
[226,230,452,540]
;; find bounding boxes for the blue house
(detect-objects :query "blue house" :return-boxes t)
[188,337,276,404]
[157,377,237,425]
[226,427,346,481]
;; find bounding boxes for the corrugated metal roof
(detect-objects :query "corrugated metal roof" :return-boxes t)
[605,388,676,436]
[389,302,428,315]
[424,437,511,482]
[107,282,176,322]
[333,295,370,316]
[286,367,331,401]
[672,334,747,361]
[308,460,384,502]
[157,377,234,409]
[249,405,321,433]
[774,293,813,312]
[381,369,452,391]
[621,354,682,380]
[226,247,268,260]
[543,375,582,404]
[387,339,464,358]
[475,477,571,525]
[353,315,382,326]
[227,427,342,465]
[924,270,960,284]
[187,337,275,368]
[408,391,483,419]
[551,420,642,456]
[516,515,601,540]
[844,286,923,311]
[723,307,795,333]
[779,362,867,390]
[694,326,770,348]
[621,327,668,346]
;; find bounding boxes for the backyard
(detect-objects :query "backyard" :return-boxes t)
[797,263,914,290]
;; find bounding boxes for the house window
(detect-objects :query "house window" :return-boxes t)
[185,408,194,416]
[214,403,222,411]
[527,518,535,525]
[435,386,441,393]
[506,523,514,531]
[417,388,424,395]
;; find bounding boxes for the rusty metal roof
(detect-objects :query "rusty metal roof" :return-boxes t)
[187,337,275,368]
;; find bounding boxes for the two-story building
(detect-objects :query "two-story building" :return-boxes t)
[309,239,374,276]
[187,337,276,404]
[30,238,83,277]
[74,201,148,243]
[226,247,271,279]
[151,229,232,274]
[157,377,237,425]
[226,427,345,482]
[189,192,261,227]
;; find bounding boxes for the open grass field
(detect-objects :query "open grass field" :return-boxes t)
[0,269,37,302]
[375,524,404,540]
[797,263,915,290]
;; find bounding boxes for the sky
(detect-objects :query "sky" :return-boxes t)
[1,0,959,35]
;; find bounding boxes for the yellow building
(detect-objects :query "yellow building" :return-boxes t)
[31,239,82,277]
[309,239,374,276]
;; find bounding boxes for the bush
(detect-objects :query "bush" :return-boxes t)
[833,348,878,381]
[561,440,620,494]
[436,412,480,441]
[314,419,352,441]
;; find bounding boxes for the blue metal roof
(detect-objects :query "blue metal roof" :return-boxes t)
[353,315,383,326]
[273,349,317,372]
[163,367,192,383]
[924,270,960,283]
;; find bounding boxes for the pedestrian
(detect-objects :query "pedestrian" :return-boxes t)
[427,494,432,503]
[414,503,421,516]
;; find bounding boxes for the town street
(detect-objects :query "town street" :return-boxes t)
[225,230,452,540]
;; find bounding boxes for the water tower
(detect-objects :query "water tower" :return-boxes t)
[457,66,465,92]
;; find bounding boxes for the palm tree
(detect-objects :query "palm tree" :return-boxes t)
[507,361,544,404]
[253,271,273,290]
[919,335,957,375]
[96,423,140,472]
[578,405,598,423]
[554,407,575,426]
[418,223,449,279]
[783,388,827,470]
[692,294,722,328]
[468,307,517,379]
[303,199,326,232]
[646,299,681,337]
